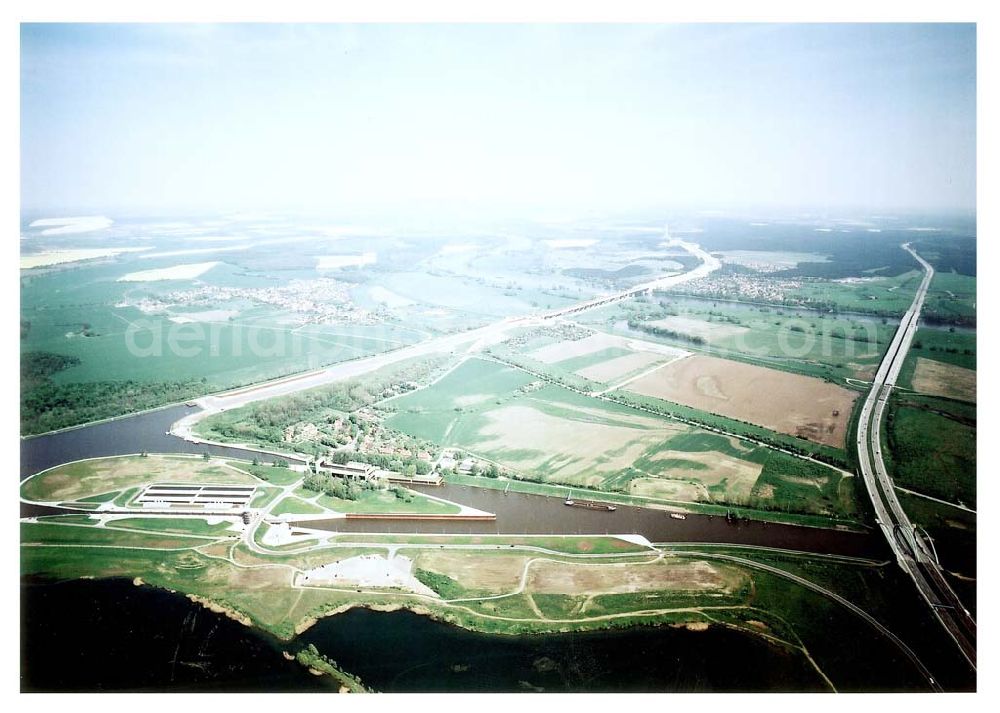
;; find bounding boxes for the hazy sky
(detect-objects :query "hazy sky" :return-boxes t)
[21,23,976,217]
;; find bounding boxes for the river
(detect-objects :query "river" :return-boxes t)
[21,578,828,693]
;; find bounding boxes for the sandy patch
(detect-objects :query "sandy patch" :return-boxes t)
[168,309,239,324]
[627,478,704,501]
[647,315,750,343]
[528,559,740,595]
[317,252,377,269]
[575,351,666,383]
[118,261,220,282]
[21,247,150,269]
[300,554,436,595]
[28,216,113,235]
[912,357,976,403]
[625,355,857,448]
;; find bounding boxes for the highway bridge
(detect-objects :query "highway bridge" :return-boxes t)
[855,243,977,670]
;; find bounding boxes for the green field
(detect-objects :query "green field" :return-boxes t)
[21,455,256,504]
[921,272,977,325]
[783,270,922,316]
[885,404,976,508]
[242,463,304,486]
[106,517,239,537]
[906,326,976,371]
[270,496,327,516]
[314,488,461,515]
[385,358,853,517]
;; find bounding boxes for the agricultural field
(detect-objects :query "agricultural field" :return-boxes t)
[573,296,895,383]
[384,358,853,517]
[622,354,858,448]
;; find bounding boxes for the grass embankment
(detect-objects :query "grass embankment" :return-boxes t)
[21,522,210,549]
[105,517,239,537]
[271,497,327,516]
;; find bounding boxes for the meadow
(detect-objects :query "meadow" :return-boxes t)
[885,404,976,509]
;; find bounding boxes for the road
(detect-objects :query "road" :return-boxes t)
[854,243,976,669]
[171,234,720,441]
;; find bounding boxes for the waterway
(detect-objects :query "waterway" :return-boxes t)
[20,408,882,559]
[20,578,334,693]
[312,483,882,559]
[20,405,305,479]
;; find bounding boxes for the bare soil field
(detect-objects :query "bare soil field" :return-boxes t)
[624,355,857,448]
[648,315,750,343]
[575,351,666,383]
[21,455,256,503]
[528,559,743,595]
[912,357,976,403]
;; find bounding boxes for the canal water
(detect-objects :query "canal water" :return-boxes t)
[20,407,881,558]
[21,578,827,693]
[19,405,305,479]
[312,483,882,559]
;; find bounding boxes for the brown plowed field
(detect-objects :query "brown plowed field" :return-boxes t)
[624,355,857,447]
[912,357,976,403]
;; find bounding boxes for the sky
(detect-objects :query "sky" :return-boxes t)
[20,23,976,218]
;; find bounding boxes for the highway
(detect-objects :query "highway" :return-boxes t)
[855,243,977,670]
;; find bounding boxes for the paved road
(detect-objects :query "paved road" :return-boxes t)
[855,243,976,669]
